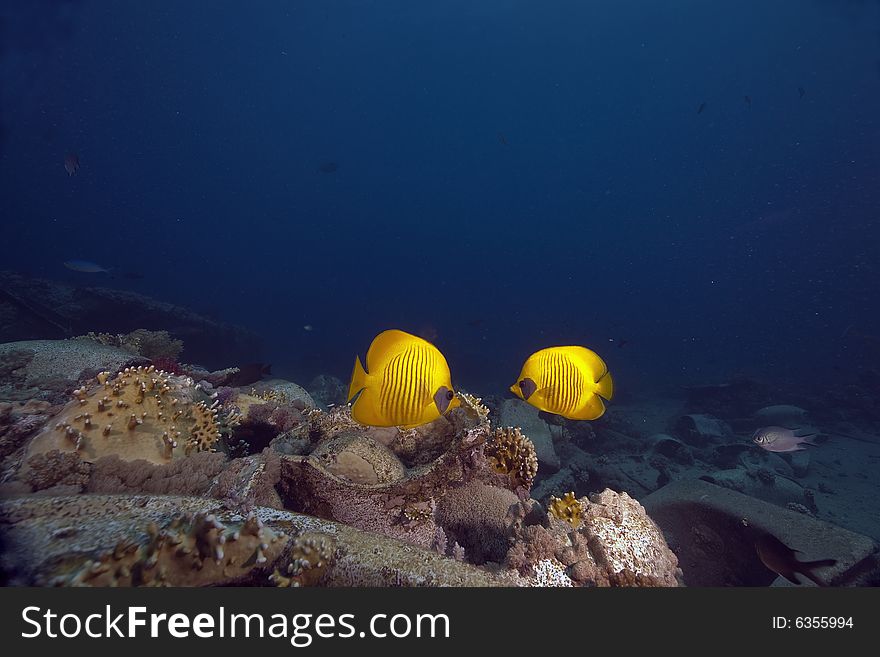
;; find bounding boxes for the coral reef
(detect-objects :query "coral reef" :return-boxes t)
[0,399,54,463]
[0,339,146,402]
[78,329,184,362]
[23,366,220,466]
[505,489,681,587]
[307,374,347,409]
[0,271,262,369]
[250,379,316,409]
[0,495,520,587]
[86,452,227,496]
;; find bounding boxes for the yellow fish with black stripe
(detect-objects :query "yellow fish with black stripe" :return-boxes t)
[510,346,613,420]
[348,329,460,428]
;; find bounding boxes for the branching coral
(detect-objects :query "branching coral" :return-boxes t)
[23,366,220,466]
[484,426,538,490]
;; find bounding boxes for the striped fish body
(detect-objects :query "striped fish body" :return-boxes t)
[348,329,459,428]
[510,346,613,420]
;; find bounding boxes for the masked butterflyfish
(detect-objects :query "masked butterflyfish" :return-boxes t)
[510,346,613,420]
[348,329,460,428]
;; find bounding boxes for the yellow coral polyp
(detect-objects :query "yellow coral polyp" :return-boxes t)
[548,491,582,528]
[484,426,538,489]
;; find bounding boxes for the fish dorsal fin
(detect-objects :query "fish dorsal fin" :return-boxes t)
[366,329,424,371]
[557,346,613,400]
[557,346,609,379]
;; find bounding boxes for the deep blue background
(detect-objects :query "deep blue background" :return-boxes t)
[1,0,879,395]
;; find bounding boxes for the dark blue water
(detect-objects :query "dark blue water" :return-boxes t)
[2,0,879,396]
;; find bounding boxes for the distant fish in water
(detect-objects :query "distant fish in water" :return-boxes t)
[64,153,80,176]
[510,346,613,420]
[755,533,836,586]
[318,161,338,174]
[752,426,817,453]
[744,95,751,108]
[497,132,508,146]
[303,324,314,332]
[348,329,459,428]
[697,102,706,114]
[64,259,110,273]
[616,339,629,349]
[798,86,806,99]
[228,363,272,387]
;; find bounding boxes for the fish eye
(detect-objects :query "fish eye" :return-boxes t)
[446,390,454,400]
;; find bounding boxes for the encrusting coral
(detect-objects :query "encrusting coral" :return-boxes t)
[0,495,520,587]
[23,366,220,466]
[547,491,582,527]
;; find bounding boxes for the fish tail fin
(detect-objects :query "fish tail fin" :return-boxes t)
[799,559,837,586]
[596,370,613,401]
[348,355,368,402]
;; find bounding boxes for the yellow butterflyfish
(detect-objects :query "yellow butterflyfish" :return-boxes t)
[510,346,613,420]
[348,329,460,428]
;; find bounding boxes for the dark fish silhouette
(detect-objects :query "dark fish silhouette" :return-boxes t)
[617,339,629,349]
[228,363,272,387]
[798,86,806,99]
[755,533,836,586]
[498,132,508,146]
[744,95,751,108]
[697,102,706,114]
[64,153,80,176]
[318,161,338,174]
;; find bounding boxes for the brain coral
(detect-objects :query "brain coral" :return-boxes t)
[436,482,520,564]
[23,366,220,466]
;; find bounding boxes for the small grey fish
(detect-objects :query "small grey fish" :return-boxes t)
[752,426,817,453]
[697,101,706,114]
[64,259,110,273]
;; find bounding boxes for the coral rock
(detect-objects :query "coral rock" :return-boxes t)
[23,366,220,466]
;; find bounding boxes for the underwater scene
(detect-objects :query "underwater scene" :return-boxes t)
[0,0,878,587]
